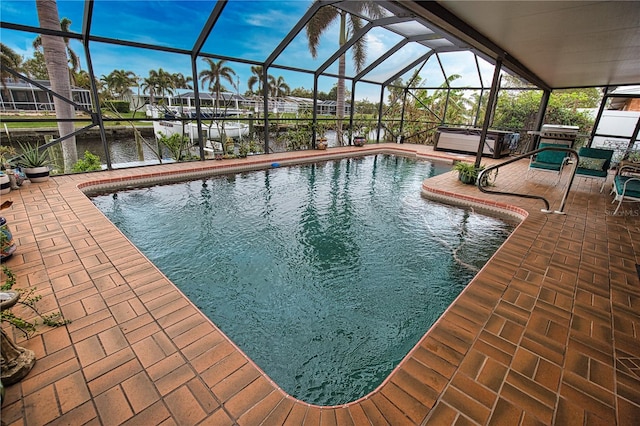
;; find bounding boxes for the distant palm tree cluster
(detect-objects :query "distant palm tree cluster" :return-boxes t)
[247,65,290,98]
[100,68,193,103]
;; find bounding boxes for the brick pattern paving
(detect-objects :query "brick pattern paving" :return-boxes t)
[1,144,638,425]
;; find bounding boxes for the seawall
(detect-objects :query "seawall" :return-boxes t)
[1,125,155,146]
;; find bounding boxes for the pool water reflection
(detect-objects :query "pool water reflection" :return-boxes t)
[91,155,515,405]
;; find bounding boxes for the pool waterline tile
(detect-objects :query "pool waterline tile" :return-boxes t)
[2,144,639,425]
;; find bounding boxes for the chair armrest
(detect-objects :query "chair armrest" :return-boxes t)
[618,164,640,176]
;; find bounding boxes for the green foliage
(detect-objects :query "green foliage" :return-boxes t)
[1,265,70,338]
[0,145,16,169]
[452,161,497,185]
[159,132,190,161]
[312,120,328,138]
[72,150,102,173]
[452,161,480,178]
[17,142,50,168]
[238,142,249,157]
[229,136,263,155]
[248,139,263,154]
[222,137,235,155]
[354,99,379,115]
[493,88,599,140]
[102,100,130,113]
[625,151,640,163]
[0,264,16,291]
[290,87,313,98]
[22,50,49,80]
[280,126,311,151]
[491,87,600,151]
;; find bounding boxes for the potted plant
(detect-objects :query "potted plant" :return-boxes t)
[0,172,9,195]
[0,146,17,194]
[453,161,482,184]
[353,136,366,147]
[18,142,50,182]
[453,162,497,186]
[313,121,328,150]
[316,139,328,150]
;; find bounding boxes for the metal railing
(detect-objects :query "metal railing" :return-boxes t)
[477,146,579,214]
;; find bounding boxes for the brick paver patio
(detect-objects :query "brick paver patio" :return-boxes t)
[1,143,638,425]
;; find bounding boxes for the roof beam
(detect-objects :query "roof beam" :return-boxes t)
[406,1,551,91]
[383,51,435,86]
[264,0,333,67]
[354,39,408,82]
[315,15,410,77]
[192,0,227,57]
[82,0,93,42]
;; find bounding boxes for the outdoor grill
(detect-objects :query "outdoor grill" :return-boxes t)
[539,124,580,147]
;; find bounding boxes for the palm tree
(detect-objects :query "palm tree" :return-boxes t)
[35,0,77,172]
[73,70,93,90]
[306,1,384,144]
[0,43,22,89]
[171,72,192,91]
[1,43,22,110]
[268,75,290,98]
[141,72,159,106]
[156,68,175,100]
[199,58,236,113]
[100,69,138,100]
[33,16,80,84]
[247,65,264,95]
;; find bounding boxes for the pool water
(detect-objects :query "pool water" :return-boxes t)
[91,155,515,405]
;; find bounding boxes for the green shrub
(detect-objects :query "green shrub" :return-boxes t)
[72,151,102,173]
[102,100,130,113]
[159,133,190,161]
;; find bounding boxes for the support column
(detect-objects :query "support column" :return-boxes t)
[475,57,502,168]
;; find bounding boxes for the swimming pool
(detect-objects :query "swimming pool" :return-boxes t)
[91,155,515,405]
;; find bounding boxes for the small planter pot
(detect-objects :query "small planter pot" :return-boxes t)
[24,166,50,183]
[317,139,328,150]
[0,174,10,195]
[353,137,366,147]
[0,217,17,259]
[458,173,477,185]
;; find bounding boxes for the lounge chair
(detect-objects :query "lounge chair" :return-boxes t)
[575,147,614,192]
[611,164,640,215]
[527,142,570,184]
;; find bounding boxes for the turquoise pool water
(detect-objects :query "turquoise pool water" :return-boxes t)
[91,155,515,405]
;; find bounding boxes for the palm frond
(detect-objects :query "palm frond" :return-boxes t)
[306,6,339,58]
[349,15,366,72]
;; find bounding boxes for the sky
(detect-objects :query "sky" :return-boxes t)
[0,0,497,102]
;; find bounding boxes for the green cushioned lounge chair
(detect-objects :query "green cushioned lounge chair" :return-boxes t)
[612,165,640,215]
[576,147,614,192]
[527,142,570,184]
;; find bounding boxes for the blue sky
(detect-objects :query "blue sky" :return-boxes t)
[1,0,496,101]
